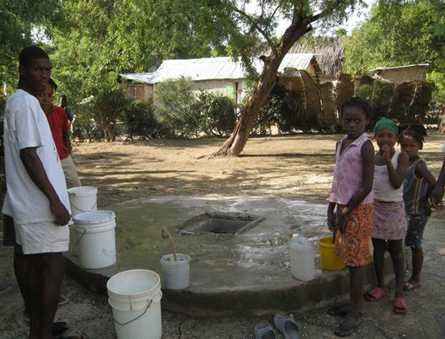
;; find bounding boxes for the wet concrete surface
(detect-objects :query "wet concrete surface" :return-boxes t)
[82,195,331,289]
[65,196,366,314]
[1,202,444,338]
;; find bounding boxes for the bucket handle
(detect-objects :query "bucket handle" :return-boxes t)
[71,199,97,213]
[113,299,153,327]
[74,228,87,247]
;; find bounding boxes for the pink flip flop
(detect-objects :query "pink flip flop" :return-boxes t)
[393,296,407,315]
[364,287,385,302]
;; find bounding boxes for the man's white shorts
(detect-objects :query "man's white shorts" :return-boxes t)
[15,221,69,255]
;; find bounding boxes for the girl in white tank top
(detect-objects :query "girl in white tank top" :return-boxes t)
[365,117,410,314]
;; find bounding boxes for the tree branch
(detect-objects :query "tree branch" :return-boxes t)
[229,4,278,52]
[270,4,281,21]
[310,0,343,23]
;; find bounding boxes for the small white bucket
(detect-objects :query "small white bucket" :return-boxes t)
[74,210,116,269]
[160,254,191,290]
[107,269,162,339]
[68,186,98,216]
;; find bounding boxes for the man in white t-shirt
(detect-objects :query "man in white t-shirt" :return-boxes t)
[3,46,71,339]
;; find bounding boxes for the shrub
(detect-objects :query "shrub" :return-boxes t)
[154,77,201,137]
[123,100,170,139]
[93,89,131,141]
[72,106,99,142]
[196,91,236,137]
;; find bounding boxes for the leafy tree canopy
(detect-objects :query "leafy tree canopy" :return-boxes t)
[0,0,61,87]
[343,0,445,100]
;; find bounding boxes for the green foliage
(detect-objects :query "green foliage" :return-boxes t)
[123,100,168,139]
[259,83,308,133]
[2,0,363,143]
[371,80,394,119]
[154,78,237,137]
[196,92,236,137]
[428,71,445,101]
[357,84,372,99]
[72,103,98,142]
[261,83,292,133]
[93,89,132,141]
[343,0,445,101]
[154,78,201,137]
[0,0,61,88]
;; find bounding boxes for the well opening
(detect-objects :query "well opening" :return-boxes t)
[177,212,264,235]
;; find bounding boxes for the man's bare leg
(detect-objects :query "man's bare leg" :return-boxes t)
[14,246,32,316]
[27,252,64,339]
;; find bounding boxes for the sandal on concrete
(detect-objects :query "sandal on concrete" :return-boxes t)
[58,294,70,306]
[403,281,420,291]
[52,322,69,336]
[334,315,361,337]
[255,321,276,339]
[327,304,352,317]
[393,296,407,315]
[273,314,300,339]
[364,287,385,302]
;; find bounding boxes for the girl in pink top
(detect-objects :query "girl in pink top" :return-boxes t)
[327,97,375,337]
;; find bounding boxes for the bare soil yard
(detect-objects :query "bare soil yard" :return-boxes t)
[74,133,445,207]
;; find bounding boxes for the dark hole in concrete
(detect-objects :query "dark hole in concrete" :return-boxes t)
[178,212,265,235]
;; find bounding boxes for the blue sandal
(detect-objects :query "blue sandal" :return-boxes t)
[255,321,276,339]
[273,314,300,339]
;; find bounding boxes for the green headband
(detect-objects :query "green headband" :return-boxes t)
[373,117,398,135]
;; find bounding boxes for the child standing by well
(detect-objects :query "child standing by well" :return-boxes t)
[328,97,374,337]
[365,117,409,314]
[400,125,436,290]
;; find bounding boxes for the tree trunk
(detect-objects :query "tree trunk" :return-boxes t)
[214,21,312,156]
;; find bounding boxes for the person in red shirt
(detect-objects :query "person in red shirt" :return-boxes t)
[39,79,81,188]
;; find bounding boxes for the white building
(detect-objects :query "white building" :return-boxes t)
[119,54,320,105]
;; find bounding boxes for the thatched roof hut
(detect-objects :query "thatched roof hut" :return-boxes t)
[334,73,354,113]
[369,64,429,84]
[319,82,338,129]
[291,38,344,82]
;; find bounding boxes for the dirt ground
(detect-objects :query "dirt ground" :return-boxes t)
[73,133,445,207]
[1,133,445,339]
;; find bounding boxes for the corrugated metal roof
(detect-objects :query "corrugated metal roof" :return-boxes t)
[369,64,430,72]
[120,53,316,84]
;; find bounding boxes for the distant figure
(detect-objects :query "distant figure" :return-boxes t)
[365,117,409,314]
[39,80,81,188]
[432,149,445,204]
[400,125,436,291]
[327,97,374,337]
[60,94,74,122]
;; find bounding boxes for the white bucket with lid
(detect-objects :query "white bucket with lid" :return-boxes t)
[288,236,316,281]
[160,254,191,290]
[68,186,97,216]
[74,210,116,269]
[107,269,162,339]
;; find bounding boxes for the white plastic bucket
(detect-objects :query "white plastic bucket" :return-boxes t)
[160,254,191,290]
[107,269,162,339]
[73,210,116,269]
[68,186,97,216]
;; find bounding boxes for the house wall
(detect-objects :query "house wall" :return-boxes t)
[124,82,153,102]
[190,79,247,105]
[372,67,427,84]
[122,78,252,106]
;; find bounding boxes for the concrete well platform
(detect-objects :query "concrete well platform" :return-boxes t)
[65,196,385,316]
